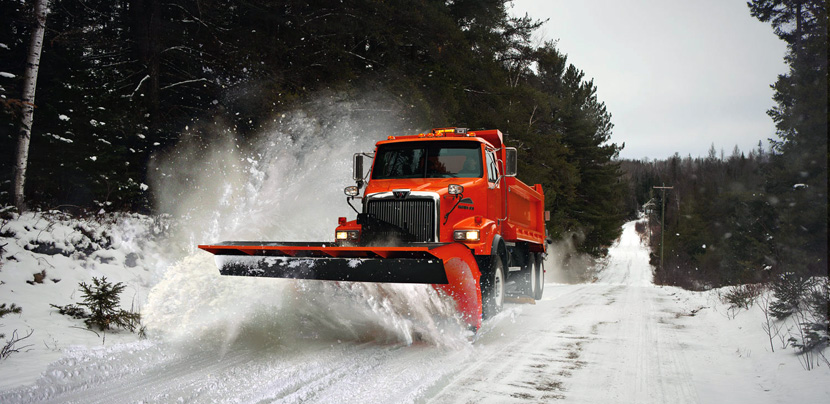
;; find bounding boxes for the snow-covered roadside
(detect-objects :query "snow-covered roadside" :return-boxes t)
[655,286,828,402]
[563,221,829,403]
[0,210,173,388]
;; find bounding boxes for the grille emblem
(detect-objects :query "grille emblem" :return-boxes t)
[392,189,410,199]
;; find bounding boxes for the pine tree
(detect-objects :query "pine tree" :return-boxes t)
[521,44,624,254]
[749,0,827,277]
[78,277,140,332]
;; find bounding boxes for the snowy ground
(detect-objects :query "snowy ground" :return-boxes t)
[1,217,827,403]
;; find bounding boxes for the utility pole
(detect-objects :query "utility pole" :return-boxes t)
[653,185,673,270]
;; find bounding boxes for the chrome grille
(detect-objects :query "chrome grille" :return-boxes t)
[366,199,436,242]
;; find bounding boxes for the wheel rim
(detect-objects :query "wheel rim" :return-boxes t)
[537,257,545,296]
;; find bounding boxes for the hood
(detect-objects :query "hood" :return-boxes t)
[364,177,484,197]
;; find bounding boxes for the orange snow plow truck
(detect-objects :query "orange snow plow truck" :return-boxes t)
[199,128,548,330]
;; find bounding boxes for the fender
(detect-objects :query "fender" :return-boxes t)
[491,234,507,265]
[476,234,506,276]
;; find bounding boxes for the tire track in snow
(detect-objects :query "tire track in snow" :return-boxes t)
[426,283,604,403]
[15,344,255,404]
[564,222,700,403]
[426,221,700,403]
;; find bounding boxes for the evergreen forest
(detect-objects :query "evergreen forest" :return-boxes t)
[1,0,625,256]
[619,0,827,289]
[1,0,826,277]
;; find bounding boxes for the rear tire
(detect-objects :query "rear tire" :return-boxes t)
[526,251,537,297]
[533,253,545,300]
[481,256,505,319]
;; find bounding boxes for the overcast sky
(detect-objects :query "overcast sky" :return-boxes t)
[509,0,789,160]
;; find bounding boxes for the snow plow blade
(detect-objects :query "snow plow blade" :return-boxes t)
[198,242,483,328]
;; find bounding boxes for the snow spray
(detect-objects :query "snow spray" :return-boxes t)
[543,229,600,285]
[143,91,471,350]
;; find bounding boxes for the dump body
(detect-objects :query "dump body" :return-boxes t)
[199,128,547,330]
[503,177,546,249]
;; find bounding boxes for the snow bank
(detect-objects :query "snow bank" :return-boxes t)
[0,210,172,387]
[651,285,830,403]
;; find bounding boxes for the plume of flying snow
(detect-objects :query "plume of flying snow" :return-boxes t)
[143,91,471,349]
[543,229,600,284]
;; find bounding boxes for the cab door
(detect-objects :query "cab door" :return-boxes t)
[485,149,503,224]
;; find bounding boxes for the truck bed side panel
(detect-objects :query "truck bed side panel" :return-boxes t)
[503,177,545,247]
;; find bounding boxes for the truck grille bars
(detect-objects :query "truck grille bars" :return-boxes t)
[366,197,437,242]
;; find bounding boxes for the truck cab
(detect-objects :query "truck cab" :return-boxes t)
[335,128,547,310]
[336,129,509,247]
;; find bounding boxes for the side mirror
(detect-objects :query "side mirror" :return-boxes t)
[504,147,517,177]
[353,154,364,184]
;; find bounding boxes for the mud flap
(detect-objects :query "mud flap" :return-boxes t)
[199,241,483,329]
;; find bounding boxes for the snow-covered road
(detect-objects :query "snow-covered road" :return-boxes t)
[429,220,696,403]
[2,221,827,403]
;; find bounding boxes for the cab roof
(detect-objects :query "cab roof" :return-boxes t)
[378,128,504,149]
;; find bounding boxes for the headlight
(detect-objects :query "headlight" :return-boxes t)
[336,230,360,240]
[344,186,359,196]
[453,230,480,241]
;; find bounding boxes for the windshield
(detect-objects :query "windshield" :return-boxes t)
[372,141,483,179]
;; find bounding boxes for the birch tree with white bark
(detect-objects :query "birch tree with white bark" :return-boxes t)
[13,0,49,212]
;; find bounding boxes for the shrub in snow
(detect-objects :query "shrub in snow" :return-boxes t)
[770,273,810,319]
[758,292,784,352]
[1,303,33,360]
[720,283,764,309]
[789,279,829,356]
[51,276,141,332]
[768,274,829,370]
[0,303,21,319]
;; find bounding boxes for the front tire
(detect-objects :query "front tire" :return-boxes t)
[481,256,505,319]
